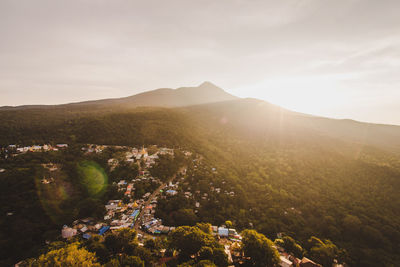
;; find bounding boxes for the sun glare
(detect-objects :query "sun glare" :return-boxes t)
[243,75,354,117]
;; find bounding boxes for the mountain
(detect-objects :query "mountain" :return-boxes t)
[1,82,400,155]
[1,83,400,266]
[82,81,238,107]
[185,98,400,154]
[1,81,400,155]
[0,81,238,110]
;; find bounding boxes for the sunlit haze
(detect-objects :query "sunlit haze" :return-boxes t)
[1,0,400,125]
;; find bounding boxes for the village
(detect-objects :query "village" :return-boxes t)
[2,143,325,267]
[60,145,242,245]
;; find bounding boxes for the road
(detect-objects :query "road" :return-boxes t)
[133,166,186,235]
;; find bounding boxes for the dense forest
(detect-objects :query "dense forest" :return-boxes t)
[1,100,400,266]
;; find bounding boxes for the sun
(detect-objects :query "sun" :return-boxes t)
[243,75,352,117]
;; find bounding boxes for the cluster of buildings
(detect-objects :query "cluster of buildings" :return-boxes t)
[2,144,68,157]
[61,145,183,241]
[105,146,172,169]
[3,142,336,267]
[141,216,176,235]
[220,239,324,267]
[81,144,108,153]
[61,218,110,240]
[211,226,241,241]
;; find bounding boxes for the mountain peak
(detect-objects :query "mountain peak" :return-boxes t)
[198,81,219,89]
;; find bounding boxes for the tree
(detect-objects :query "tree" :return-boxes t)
[199,246,213,261]
[212,247,229,267]
[241,229,280,267]
[178,260,217,267]
[342,215,362,236]
[85,235,109,264]
[104,228,138,256]
[169,226,216,259]
[78,198,105,219]
[195,260,217,267]
[105,255,144,267]
[34,242,100,267]
[225,220,233,228]
[144,238,157,251]
[172,209,198,226]
[275,235,303,258]
[308,236,342,267]
[196,222,213,235]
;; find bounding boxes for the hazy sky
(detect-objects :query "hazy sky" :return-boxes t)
[1,0,400,125]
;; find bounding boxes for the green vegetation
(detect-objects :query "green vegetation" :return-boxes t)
[1,99,400,266]
[27,242,101,267]
[307,236,346,267]
[241,229,280,267]
[18,224,229,267]
[274,235,303,258]
[0,150,118,265]
[169,224,228,266]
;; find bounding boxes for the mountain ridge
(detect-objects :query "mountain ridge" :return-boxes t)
[0,81,238,110]
[1,82,400,155]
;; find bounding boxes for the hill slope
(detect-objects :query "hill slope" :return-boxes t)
[0,81,238,110]
[1,84,400,266]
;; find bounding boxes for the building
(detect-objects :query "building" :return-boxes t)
[56,144,68,148]
[300,257,322,267]
[61,225,77,239]
[280,256,293,267]
[218,227,229,237]
[166,189,178,196]
[140,146,148,159]
[99,226,110,235]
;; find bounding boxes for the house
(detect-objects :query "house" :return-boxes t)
[99,226,110,235]
[280,256,293,267]
[31,145,42,151]
[299,257,322,267]
[228,228,238,237]
[117,180,127,186]
[105,204,119,211]
[218,227,229,237]
[166,189,177,196]
[82,233,91,240]
[61,225,77,239]
[56,144,68,148]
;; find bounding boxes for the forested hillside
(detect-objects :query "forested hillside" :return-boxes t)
[1,98,400,266]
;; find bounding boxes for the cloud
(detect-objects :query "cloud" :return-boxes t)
[0,0,399,124]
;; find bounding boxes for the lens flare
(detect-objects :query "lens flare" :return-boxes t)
[77,161,108,197]
[35,166,74,224]
[36,161,108,224]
